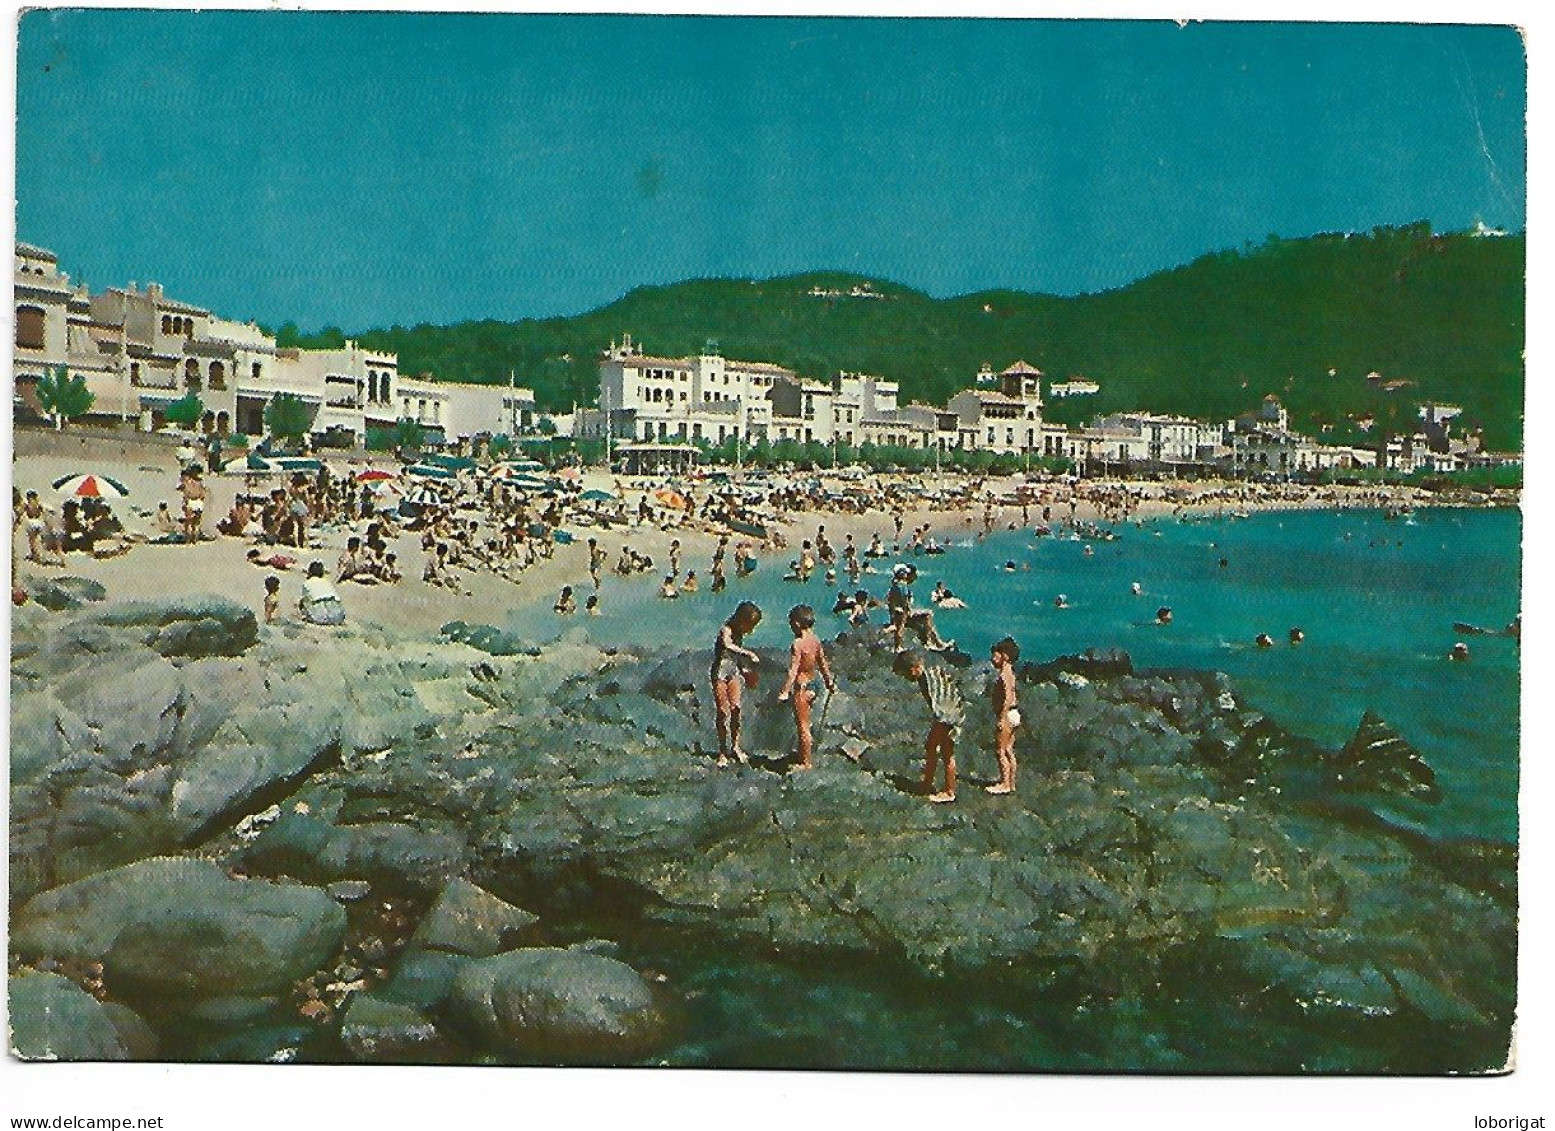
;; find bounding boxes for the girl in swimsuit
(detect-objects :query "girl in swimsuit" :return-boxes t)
[710,600,762,767]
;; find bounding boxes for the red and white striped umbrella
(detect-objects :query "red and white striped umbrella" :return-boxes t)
[51,473,130,499]
[355,469,397,483]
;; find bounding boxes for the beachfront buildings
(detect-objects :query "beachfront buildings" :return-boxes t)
[946,361,1047,454]
[12,243,136,420]
[12,242,534,446]
[578,334,778,446]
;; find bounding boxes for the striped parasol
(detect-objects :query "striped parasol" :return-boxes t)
[51,473,130,499]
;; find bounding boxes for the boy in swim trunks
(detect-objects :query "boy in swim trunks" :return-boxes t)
[778,604,837,771]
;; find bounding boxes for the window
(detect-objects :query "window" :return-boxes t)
[184,358,201,390]
[15,305,45,349]
[130,362,142,386]
[161,315,172,334]
[209,361,226,389]
[252,362,262,382]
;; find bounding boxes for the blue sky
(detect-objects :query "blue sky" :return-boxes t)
[15,14,1526,329]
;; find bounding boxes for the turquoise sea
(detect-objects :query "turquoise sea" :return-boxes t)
[507,507,1521,846]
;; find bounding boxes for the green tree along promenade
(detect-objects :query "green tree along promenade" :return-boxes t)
[263,393,312,444]
[265,226,1524,453]
[34,367,95,428]
[163,394,204,428]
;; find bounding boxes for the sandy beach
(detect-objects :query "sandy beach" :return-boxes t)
[10,429,1512,638]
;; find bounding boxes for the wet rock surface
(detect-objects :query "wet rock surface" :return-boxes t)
[7,597,1516,1071]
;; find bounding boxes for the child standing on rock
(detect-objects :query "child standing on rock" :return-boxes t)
[711,601,763,767]
[778,604,837,772]
[893,650,963,803]
[987,636,1020,795]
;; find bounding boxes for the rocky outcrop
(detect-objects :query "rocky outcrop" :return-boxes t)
[6,602,1514,1071]
[9,603,461,900]
[338,993,452,1064]
[12,857,346,1023]
[1339,710,1441,802]
[408,878,541,958]
[449,946,669,1063]
[241,813,468,897]
[8,970,148,1061]
[25,575,107,612]
[77,595,260,659]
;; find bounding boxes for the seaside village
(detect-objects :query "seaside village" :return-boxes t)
[4,246,1524,1067]
[9,234,1518,656]
[14,241,1511,477]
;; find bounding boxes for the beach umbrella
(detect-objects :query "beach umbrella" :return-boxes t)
[580,488,615,502]
[355,469,396,482]
[365,478,403,496]
[655,488,688,509]
[407,463,457,480]
[427,453,477,473]
[51,472,129,499]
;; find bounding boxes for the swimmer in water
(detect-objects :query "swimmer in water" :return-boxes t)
[1003,560,1017,572]
[1157,606,1173,626]
[1289,627,1305,645]
[1054,594,1069,609]
[1130,581,1143,596]
[1451,641,1470,662]
[1255,632,1274,648]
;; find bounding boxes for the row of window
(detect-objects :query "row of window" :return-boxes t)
[631,369,778,388]
[404,398,442,423]
[161,314,195,338]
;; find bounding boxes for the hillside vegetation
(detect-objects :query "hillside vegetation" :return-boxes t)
[273,224,1525,450]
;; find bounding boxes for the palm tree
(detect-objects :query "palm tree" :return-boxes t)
[34,367,95,430]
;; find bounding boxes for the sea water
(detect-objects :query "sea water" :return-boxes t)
[506,507,1521,845]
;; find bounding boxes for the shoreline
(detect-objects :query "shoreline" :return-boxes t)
[11,440,1519,638]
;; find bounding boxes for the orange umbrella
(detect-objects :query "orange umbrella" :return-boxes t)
[654,488,688,509]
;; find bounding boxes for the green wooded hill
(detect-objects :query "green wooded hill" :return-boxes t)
[275,224,1525,450]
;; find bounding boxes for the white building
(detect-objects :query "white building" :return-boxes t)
[767,374,836,446]
[13,243,136,420]
[1049,378,1100,398]
[396,376,537,443]
[1095,412,1205,465]
[582,334,780,445]
[947,361,1045,453]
